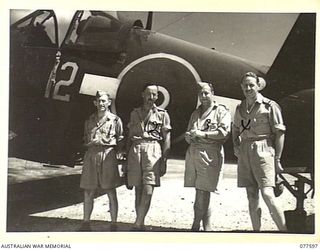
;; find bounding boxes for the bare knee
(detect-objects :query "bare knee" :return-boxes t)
[246,187,259,204]
[260,187,276,204]
[106,188,117,199]
[84,189,95,202]
[135,186,143,196]
[194,189,210,210]
[143,185,154,196]
[196,189,210,197]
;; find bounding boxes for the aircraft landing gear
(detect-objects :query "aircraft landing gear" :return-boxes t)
[279,170,314,233]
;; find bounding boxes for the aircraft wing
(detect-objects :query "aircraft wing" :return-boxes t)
[263,13,315,172]
[265,13,315,100]
[262,14,315,232]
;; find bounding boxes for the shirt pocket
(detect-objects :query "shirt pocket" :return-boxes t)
[208,122,218,131]
[147,118,163,133]
[202,118,218,131]
[100,125,109,135]
[99,123,114,140]
[253,113,271,135]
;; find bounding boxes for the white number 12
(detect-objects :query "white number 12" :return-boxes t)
[52,62,79,102]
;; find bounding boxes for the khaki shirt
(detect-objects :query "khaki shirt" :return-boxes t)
[233,93,286,141]
[187,103,231,144]
[84,112,124,146]
[128,105,171,141]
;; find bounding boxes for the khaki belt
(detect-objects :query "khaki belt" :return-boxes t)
[241,137,272,142]
[132,139,159,144]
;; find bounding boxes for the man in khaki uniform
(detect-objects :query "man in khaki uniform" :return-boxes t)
[126,84,171,230]
[232,72,287,231]
[185,82,231,231]
[79,91,123,231]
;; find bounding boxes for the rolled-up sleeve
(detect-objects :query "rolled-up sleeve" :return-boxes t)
[83,119,93,144]
[232,105,241,131]
[232,106,242,147]
[162,111,172,132]
[115,117,124,142]
[270,102,286,133]
[217,108,231,137]
[127,111,134,130]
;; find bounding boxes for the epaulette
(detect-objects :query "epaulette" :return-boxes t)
[262,97,274,107]
[155,106,166,112]
[109,113,119,121]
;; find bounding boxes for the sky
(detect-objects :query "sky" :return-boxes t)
[118,11,299,66]
[11,10,298,67]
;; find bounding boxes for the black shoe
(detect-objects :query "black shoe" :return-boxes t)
[191,224,200,232]
[78,222,92,232]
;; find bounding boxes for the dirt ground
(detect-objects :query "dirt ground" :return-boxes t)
[7,157,314,233]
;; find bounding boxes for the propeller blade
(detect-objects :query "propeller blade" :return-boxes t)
[146,11,153,30]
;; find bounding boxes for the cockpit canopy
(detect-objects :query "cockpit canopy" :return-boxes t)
[64,11,143,52]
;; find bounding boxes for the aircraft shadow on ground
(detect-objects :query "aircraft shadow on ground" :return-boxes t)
[6,216,191,232]
[8,174,83,215]
[7,214,315,233]
[7,174,108,230]
[7,173,315,233]
[6,174,190,232]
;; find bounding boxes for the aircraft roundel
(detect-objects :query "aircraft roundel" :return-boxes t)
[115,53,201,141]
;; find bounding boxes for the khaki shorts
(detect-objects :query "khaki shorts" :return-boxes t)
[127,141,162,187]
[80,146,122,190]
[184,143,223,192]
[237,139,275,188]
